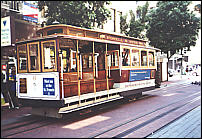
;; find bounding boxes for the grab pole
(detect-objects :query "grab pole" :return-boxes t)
[76,39,81,105]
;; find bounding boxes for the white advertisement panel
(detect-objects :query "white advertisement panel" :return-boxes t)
[1,16,11,46]
[23,1,39,23]
[17,72,60,100]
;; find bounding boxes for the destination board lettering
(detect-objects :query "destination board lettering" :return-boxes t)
[99,34,146,46]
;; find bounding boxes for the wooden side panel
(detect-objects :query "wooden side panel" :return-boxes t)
[61,71,114,98]
[110,69,129,83]
[97,70,106,80]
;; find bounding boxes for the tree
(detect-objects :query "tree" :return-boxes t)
[120,1,149,39]
[146,1,201,59]
[120,13,128,35]
[37,1,111,29]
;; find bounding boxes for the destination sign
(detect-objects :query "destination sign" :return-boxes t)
[99,34,146,46]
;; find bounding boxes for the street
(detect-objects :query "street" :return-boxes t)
[1,75,201,138]
[1,1,201,138]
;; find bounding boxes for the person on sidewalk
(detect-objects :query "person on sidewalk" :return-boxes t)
[1,72,9,104]
[185,65,189,75]
[7,67,19,109]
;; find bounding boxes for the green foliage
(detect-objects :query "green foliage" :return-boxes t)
[120,2,149,39]
[120,13,128,34]
[146,1,200,59]
[37,1,111,29]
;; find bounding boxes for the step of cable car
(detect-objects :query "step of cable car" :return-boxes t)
[59,94,123,114]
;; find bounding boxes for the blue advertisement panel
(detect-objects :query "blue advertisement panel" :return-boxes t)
[129,69,151,81]
[43,78,55,96]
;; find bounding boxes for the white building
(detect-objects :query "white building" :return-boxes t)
[100,1,158,34]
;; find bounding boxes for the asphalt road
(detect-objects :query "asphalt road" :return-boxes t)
[1,75,201,138]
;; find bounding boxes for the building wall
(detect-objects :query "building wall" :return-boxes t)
[186,29,201,65]
[1,1,40,59]
[101,1,158,34]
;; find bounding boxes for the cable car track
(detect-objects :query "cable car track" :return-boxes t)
[1,83,200,138]
[125,82,199,102]
[88,90,201,138]
[1,116,58,138]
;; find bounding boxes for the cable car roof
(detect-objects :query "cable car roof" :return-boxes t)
[37,24,147,42]
[16,34,161,51]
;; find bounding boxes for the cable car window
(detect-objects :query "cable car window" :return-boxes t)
[86,31,98,38]
[122,48,130,66]
[47,28,63,35]
[70,51,77,72]
[69,28,84,37]
[108,50,119,67]
[82,53,93,72]
[28,42,40,72]
[149,51,155,66]
[17,44,28,72]
[131,49,140,67]
[41,40,57,72]
[59,48,70,72]
[19,78,27,93]
[141,50,147,66]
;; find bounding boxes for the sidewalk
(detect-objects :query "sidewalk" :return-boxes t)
[147,106,201,138]
[161,74,201,87]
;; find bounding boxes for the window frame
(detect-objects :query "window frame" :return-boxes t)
[17,43,28,73]
[81,53,93,71]
[47,28,63,35]
[148,50,155,68]
[121,46,131,68]
[27,42,41,72]
[107,50,119,69]
[131,48,140,68]
[41,40,57,72]
[140,49,148,67]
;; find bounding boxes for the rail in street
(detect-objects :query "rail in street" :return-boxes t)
[1,77,201,138]
[87,90,200,138]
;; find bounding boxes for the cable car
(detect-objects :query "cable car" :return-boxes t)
[16,24,161,118]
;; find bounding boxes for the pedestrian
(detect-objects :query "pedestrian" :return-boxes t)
[185,65,189,75]
[1,72,9,104]
[7,67,19,109]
